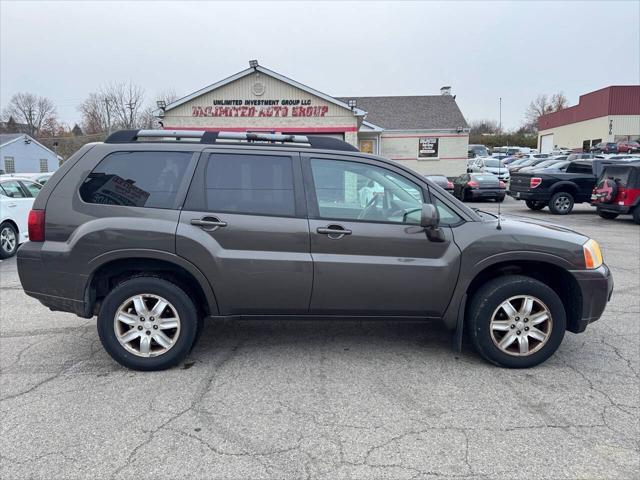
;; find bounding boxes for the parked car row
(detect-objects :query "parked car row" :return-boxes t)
[590,140,640,154]
[507,157,640,222]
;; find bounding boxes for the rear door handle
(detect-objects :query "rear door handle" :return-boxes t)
[317,225,352,239]
[191,216,227,231]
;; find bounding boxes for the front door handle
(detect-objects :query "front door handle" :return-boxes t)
[317,224,352,239]
[191,216,227,231]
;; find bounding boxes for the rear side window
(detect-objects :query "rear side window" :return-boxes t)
[566,162,593,174]
[80,151,192,208]
[205,153,295,216]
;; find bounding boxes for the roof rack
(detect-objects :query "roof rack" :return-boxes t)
[104,129,359,152]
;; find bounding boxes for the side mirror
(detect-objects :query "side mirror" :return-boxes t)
[421,204,446,242]
[420,203,439,228]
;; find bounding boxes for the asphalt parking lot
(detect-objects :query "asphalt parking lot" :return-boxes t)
[1,198,638,480]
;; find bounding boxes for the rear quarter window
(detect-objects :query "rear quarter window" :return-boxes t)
[79,151,193,208]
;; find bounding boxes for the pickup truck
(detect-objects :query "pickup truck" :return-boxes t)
[507,159,639,214]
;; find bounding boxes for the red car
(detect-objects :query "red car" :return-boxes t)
[616,140,640,154]
[591,163,640,224]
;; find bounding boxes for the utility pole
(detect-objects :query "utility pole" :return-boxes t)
[499,97,502,134]
[104,98,112,135]
[126,101,136,129]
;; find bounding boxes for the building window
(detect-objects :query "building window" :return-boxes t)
[4,157,15,174]
[418,138,439,159]
[39,159,48,173]
[359,140,375,154]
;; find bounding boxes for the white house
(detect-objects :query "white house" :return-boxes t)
[0,134,60,174]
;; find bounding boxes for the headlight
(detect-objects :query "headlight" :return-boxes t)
[583,239,603,269]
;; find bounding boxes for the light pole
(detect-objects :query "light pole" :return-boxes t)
[499,97,502,133]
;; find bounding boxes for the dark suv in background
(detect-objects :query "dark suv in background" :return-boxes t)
[17,130,613,370]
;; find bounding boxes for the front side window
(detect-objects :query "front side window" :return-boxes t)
[80,151,192,208]
[0,180,26,198]
[310,159,423,224]
[21,181,42,197]
[205,153,295,216]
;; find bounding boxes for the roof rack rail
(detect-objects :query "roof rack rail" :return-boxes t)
[104,129,359,152]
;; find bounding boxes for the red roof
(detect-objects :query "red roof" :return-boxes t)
[538,86,640,130]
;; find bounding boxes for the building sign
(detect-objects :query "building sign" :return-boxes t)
[418,137,439,159]
[192,99,329,118]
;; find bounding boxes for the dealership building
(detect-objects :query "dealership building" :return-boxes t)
[157,61,470,175]
[537,85,640,153]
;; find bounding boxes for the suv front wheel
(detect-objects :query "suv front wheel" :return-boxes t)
[97,276,200,371]
[467,275,566,368]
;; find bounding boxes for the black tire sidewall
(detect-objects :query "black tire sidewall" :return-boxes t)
[97,277,199,371]
[597,209,619,220]
[468,275,566,368]
[633,206,640,225]
[525,200,546,211]
[0,222,18,259]
[549,192,574,215]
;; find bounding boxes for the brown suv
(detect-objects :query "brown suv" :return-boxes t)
[17,130,613,370]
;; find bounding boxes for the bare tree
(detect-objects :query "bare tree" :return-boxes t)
[469,119,499,135]
[103,81,146,129]
[139,89,180,129]
[524,92,569,132]
[78,92,111,134]
[3,92,57,137]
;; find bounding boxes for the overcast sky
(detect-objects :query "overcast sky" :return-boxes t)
[1,0,638,130]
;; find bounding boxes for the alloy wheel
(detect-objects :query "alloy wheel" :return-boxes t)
[113,294,181,357]
[553,195,571,213]
[0,227,16,254]
[490,295,552,356]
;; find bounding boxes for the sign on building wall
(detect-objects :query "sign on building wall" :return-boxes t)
[192,99,329,118]
[418,137,439,159]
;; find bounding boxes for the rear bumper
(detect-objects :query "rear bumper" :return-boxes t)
[469,189,505,199]
[507,190,550,201]
[17,242,91,318]
[568,264,613,333]
[593,203,632,214]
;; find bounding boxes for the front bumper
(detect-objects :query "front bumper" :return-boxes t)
[568,264,613,333]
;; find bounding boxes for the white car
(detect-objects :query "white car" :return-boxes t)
[0,177,43,258]
[468,157,510,181]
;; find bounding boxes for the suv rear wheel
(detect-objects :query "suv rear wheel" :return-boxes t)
[97,276,200,371]
[633,207,640,225]
[548,191,574,215]
[467,275,566,368]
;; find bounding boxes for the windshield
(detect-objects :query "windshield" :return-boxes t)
[483,159,502,168]
[469,146,489,157]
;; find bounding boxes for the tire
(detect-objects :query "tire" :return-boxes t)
[548,191,574,215]
[0,222,18,259]
[495,196,505,202]
[525,200,546,211]
[633,207,640,225]
[597,210,619,220]
[97,276,200,371]
[467,275,566,368]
